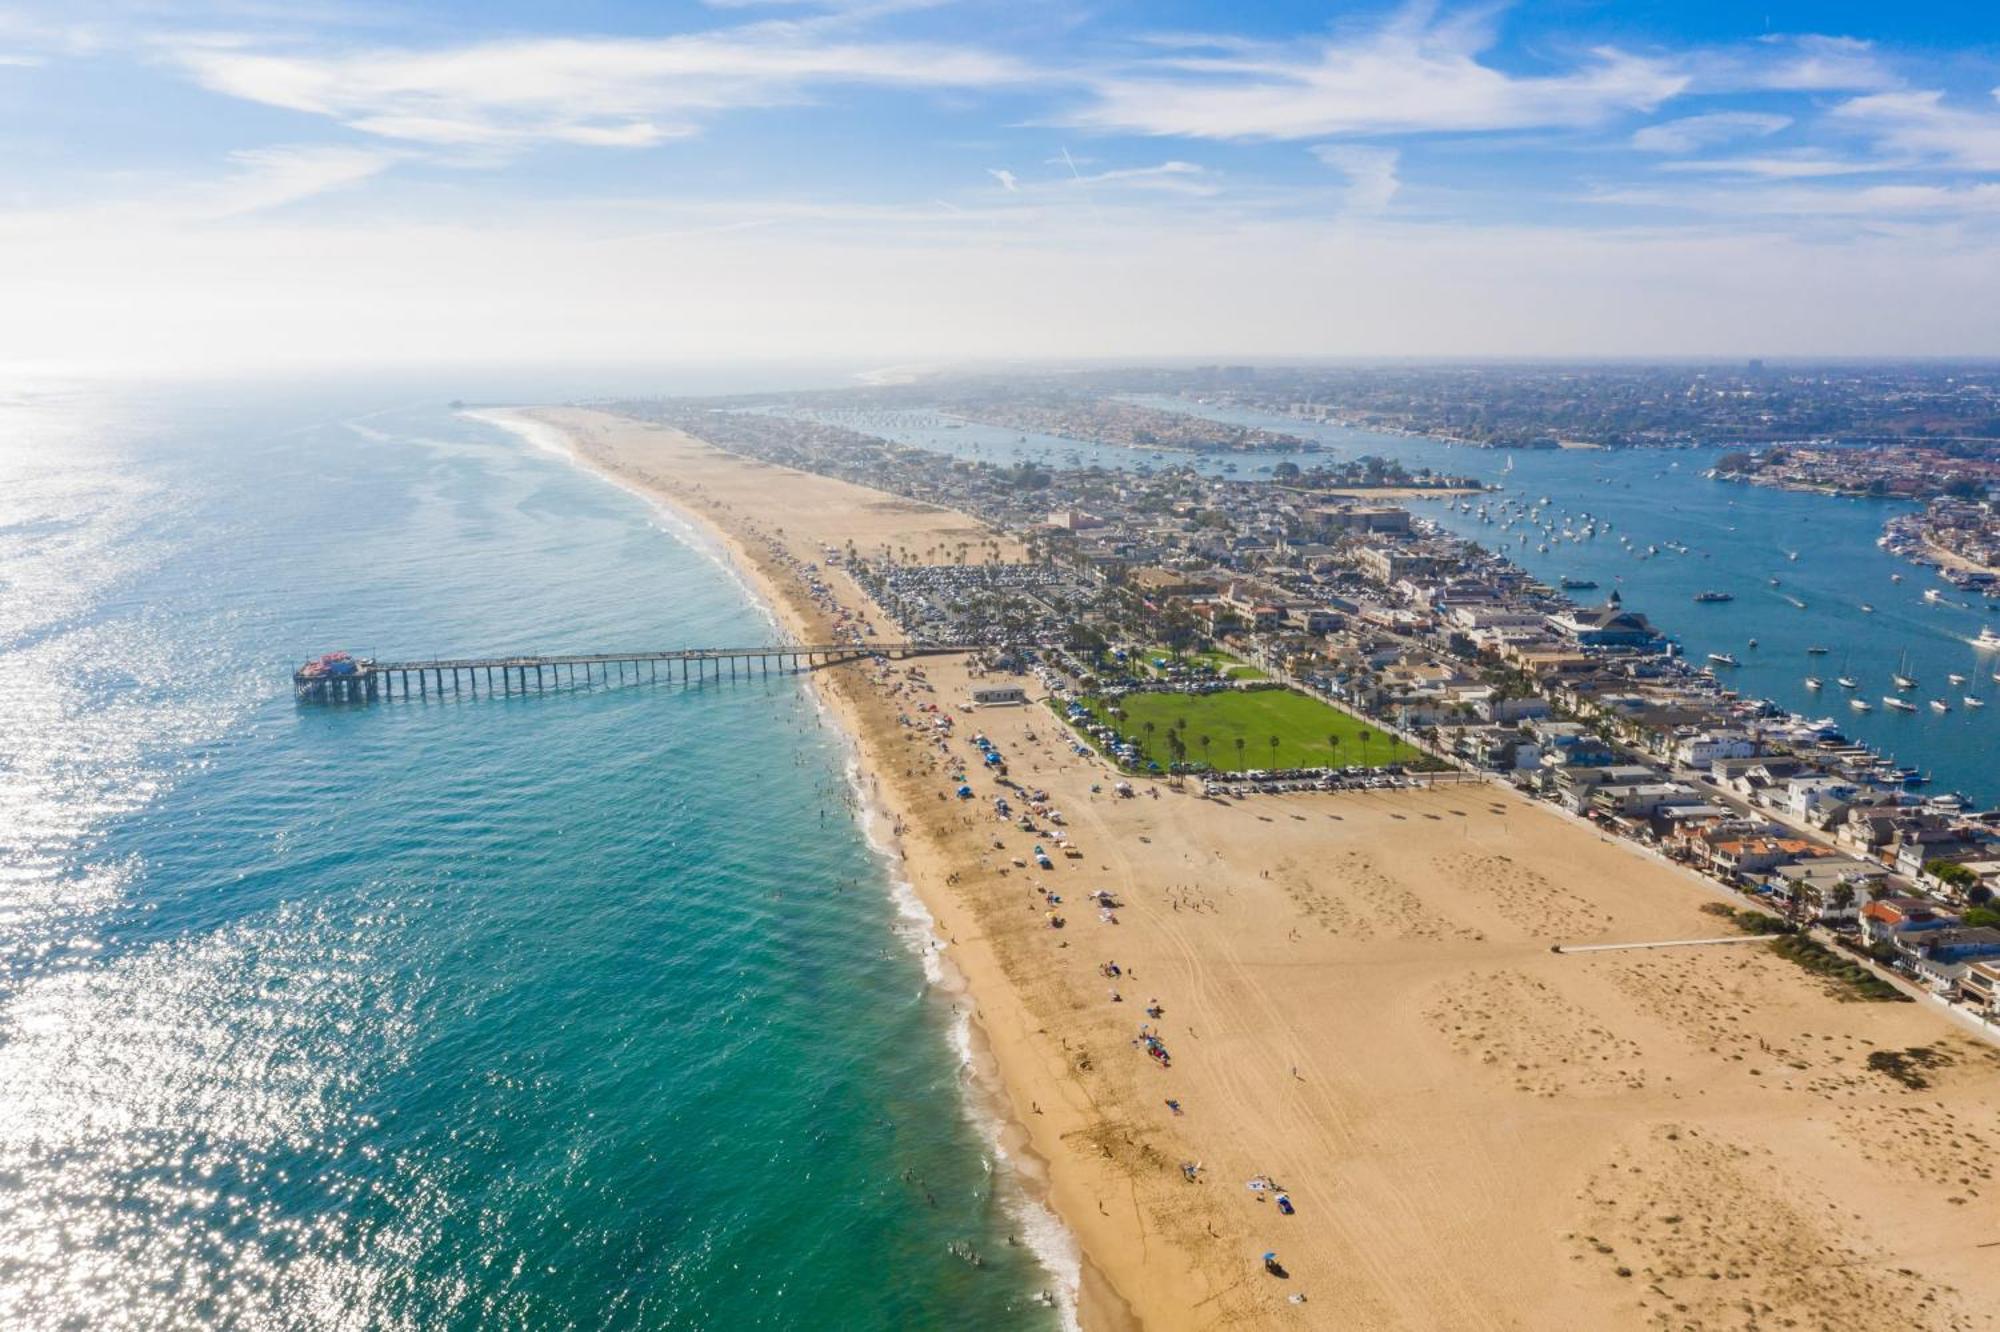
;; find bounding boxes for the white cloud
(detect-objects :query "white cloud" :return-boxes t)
[21,144,397,227]
[203,144,395,216]
[1592,179,2000,218]
[1832,89,2000,172]
[1631,111,1790,154]
[1065,160,1214,193]
[166,27,1031,149]
[1752,34,1898,92]
[987,167,1018,191]
[1655,152,1888,179]
[1062,7,1686,140]
[1312,144,1400,213]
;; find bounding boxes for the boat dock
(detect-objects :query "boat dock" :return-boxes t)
[293,643,974,703]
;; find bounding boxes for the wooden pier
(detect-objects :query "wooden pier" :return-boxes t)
[293,643,973,703]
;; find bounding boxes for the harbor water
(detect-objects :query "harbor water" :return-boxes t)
[0,378,1066,1329]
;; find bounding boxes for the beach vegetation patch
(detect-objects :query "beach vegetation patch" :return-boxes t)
[1765,933,1912,1003]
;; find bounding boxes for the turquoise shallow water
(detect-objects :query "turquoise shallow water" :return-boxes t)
[0,380,1064,1329]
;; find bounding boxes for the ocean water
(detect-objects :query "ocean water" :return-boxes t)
[0,379,1067,1329]
[815,400,2000,807]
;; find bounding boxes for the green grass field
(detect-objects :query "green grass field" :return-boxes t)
[1081,688,1422,771]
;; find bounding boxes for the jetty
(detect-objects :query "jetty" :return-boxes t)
[293,643,973,703]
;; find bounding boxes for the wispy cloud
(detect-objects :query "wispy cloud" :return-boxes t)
[1631,111,1790,154]
[1656,152,1891,179]
[1312,144,1399,213]
[1060,5,1686,140]
[1064,160,1215,194]
[1592,179,2000,218]
[1832,88,2000,171]
[1744,34,1899,92]
[0,143,394,235]
[987,167,1019,192]
[165,25,1031,149]
[203,144,395,216]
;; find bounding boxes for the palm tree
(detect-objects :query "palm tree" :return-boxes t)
[1269,735,1280,764]
[1358,728,1372,766]
[1142,719,1156,758]
[1327,734,1341,766]
[1233,736,1246,768]
[1198,733,1212,766]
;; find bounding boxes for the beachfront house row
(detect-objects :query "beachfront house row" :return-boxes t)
[1861,897,1962,951]
[1770,859,1885,924]
[1960,960,2000,1016]
[1906,928,2000,994]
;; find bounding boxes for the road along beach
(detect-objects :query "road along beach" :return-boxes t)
[504,406,2000,1331]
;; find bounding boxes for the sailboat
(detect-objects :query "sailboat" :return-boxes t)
[1893,651,1918,691]
[1836,653,1859,690]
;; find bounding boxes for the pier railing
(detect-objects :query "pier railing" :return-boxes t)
[294,642,976,703]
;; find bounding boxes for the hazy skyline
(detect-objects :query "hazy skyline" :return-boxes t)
[6,0,2000,373]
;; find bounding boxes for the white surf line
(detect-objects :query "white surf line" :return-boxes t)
[1553,936,1772,954]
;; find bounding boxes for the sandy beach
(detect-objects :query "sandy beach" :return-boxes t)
[506,406,2000,1331]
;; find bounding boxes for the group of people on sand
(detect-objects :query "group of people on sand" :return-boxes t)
[777,536,1321,1315]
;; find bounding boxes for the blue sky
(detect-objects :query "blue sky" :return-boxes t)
[4,1,2000,371]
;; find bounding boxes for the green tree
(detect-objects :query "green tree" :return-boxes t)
[1198,733,1212,766]
[1925,859,1978,890]
[1326,734,1341,765]
[1269,734,1280,763]
[1358,728,1373,765]
[1233,736,1246,768]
